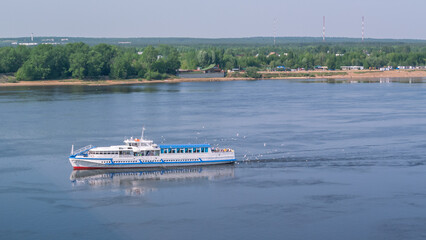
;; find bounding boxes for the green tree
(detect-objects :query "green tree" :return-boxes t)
[326,55,337,70]
[110,52,136,79]
[92,44,117,75]
[245,67,261,78]
[197,50,210,67]
[141,46,159,70]
[86,50,104,77]
[69,52,88,79]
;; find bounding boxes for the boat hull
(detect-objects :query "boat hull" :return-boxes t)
[69,157,236,170]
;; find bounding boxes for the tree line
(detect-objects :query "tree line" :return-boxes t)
[179,44,425,71]
[0,43,425,81]
[0,43,180,80]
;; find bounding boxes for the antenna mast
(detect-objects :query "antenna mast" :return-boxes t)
[141,126,145,139]
[362,16,365,42]
[322,16,326,42]
[273,18,277,46]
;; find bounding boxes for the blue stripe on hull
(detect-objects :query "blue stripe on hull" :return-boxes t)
[70,158,236,169]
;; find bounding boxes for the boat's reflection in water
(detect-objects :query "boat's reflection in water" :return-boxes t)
[70,164,235,196]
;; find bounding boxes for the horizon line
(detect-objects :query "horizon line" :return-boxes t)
[1,35,426,41]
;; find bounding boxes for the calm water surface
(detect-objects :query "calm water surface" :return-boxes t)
[1,78,426,240]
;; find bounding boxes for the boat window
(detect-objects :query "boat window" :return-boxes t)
[196,148,200,153]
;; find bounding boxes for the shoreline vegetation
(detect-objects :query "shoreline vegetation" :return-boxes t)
[0,40,425,87]
[1,69,425,87]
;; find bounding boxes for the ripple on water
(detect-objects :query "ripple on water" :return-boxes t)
[378,218,426,240]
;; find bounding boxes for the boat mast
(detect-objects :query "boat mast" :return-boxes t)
[141,126,145,140]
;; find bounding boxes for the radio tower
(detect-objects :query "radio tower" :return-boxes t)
[322,16,326,42]
[362,16,365,42]
[273,18,277,46]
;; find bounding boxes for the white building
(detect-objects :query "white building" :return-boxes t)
[341,66,364,70]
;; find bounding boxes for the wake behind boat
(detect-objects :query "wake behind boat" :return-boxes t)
[69,129,236,169]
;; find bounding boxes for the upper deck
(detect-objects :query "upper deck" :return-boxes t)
[159,144,211,154]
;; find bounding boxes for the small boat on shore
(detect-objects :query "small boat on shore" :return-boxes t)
[69,129,236,170]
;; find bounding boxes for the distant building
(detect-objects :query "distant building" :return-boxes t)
[18,43,38,46]
[276,66,287,71]
[178,64,225,78]
[380,66,393,71]
[314,66,328,70]
[267,52,280,57]
[202,64,223,73]
[341,66,364,71]
[397,66,415,70]
[335,53,344,57]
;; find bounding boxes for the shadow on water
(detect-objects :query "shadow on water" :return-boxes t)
[70,164,235,195]
[0,84,180,103]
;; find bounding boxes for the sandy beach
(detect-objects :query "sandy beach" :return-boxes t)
[0,70,425,87]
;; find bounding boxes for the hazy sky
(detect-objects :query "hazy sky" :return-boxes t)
[2,0,425,39]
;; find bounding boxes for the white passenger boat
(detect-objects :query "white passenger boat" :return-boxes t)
[69,130,236,170]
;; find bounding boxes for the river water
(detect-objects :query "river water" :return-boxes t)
[1,78,426,240]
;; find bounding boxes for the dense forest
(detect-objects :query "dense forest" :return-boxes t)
[0,41,425,81]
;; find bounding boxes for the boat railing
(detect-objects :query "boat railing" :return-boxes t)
[72,145,94,156]
[211,148,234,153]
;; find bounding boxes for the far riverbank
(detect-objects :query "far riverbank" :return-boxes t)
[1,69,425,87]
